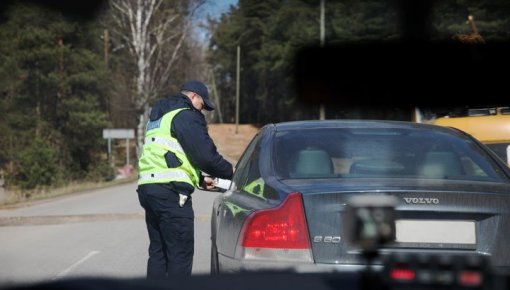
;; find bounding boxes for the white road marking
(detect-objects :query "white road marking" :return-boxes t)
[53,250,100,280]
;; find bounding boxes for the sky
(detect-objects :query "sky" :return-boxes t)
[193,0,238,43]
[197,0,238,19]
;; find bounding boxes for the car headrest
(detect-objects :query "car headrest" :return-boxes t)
[420,151,462,179]
[290,148,335,178]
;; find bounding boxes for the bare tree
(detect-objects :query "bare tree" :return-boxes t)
[109,0,204,154]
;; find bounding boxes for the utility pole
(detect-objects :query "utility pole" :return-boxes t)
[320,0,325,47]
[319,0,326,120]
[210,68,224,123]
[104,29,109,68]
[235,45,240,134]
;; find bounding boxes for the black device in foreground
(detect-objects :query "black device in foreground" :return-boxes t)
[343,194,495,290]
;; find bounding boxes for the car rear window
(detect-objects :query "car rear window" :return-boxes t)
[274,127,508,182]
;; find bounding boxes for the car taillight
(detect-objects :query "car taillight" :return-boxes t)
[241,192,311,249]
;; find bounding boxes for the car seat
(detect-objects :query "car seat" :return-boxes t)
[349,159,405,175]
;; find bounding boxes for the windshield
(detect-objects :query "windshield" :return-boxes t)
[274,127,508,182]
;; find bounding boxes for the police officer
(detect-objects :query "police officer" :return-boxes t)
[137,80,233,278]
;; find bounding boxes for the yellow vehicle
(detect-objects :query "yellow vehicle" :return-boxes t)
[433,107,510,166]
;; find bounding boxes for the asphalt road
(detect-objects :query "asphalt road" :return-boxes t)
[0,182,220,288]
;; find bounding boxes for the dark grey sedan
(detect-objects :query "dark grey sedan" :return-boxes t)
[210,120,510,274]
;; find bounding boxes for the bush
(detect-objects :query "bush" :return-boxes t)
[17,138,61,190]
[86,160,116,182]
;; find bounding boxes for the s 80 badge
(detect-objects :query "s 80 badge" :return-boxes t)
[313,236,341,243]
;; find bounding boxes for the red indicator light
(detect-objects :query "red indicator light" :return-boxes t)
[390,268,416,281]
[458,271,483,286]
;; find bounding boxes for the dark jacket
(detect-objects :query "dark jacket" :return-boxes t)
[138,94,233,196]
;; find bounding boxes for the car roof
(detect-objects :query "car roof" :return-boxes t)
[268,119,452,132]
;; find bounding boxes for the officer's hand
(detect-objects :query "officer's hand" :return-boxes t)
[202,176,216,190]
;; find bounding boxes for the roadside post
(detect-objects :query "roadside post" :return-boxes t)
[102,129,135,167]
[0,171,4,204]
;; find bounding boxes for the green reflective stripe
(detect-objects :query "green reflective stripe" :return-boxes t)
[244,178,266,200]
[139,170,191,183]
[224,201,249,217]
[144,137,184,153]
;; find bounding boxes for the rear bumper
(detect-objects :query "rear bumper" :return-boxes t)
[218,254,382,273]
[218,253,510,275]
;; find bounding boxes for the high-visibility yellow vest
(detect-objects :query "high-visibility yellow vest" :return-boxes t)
[138,108,200,186]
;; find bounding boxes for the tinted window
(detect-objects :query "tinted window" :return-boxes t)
[232,133,279,200]
[274,127,508,182]
[231,134,260,191]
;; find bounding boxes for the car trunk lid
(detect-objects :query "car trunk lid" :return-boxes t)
[286,179,510,268]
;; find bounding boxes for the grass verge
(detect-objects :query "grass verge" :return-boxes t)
[0,175,137,209]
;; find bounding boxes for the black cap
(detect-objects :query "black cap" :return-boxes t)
[180,80,214,111]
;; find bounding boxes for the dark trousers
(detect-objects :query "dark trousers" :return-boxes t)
[137,189,194,278]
